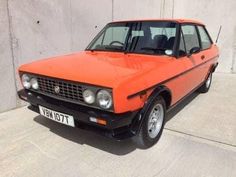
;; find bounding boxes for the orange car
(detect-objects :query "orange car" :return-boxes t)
[18,19,219,148]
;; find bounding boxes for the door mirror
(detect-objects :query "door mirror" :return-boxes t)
[189,47,201,55]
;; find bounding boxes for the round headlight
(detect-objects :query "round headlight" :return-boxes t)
[97,90,112,109]
[83,89,95,104]
[22,74,31,89]
[30,78,39,90]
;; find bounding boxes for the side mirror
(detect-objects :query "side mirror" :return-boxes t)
[189,47,201,56]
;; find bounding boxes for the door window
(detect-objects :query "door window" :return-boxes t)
[181,25,200,54]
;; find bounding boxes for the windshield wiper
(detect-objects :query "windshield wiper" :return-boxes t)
[87,49,106,52]
[87,46,125,53]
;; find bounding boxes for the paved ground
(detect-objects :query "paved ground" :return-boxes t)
[1,73,236,177]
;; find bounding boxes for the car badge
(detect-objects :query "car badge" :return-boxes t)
[54,86,60,94]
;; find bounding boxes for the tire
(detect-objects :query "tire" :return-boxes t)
[134,96,166,149]
[198,72,212,93]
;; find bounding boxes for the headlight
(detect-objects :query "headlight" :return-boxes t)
[83,89,95,104]
[97,90,112,109]
[21,74,31,89]
[30,78,39,90]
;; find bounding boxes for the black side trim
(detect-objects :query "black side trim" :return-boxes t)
[167,80,204,112]
[127,55,218,99]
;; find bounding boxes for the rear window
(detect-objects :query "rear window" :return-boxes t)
[197,26,212,50]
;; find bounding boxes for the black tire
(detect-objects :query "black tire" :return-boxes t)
[198,72,212,93]
[134,96,166,149]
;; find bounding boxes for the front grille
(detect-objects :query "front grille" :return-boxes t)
[37,76,84,103]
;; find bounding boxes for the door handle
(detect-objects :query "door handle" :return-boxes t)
[201,55,205,60]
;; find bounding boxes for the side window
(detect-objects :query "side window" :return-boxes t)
[150,27,176,39]
[178,32,186,57]
[131,30,144,38]
[181,25,200,54]
[197,26,212,50]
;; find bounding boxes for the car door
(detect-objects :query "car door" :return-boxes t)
[180,24,206,91]
[196,25,214,78]
[164,27,198,104]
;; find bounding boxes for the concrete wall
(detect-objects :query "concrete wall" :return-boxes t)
[0,0,17,111]
[0,0,112,112]
[113,0,236,73]
[0,0,235,112]
[172,0,236,73]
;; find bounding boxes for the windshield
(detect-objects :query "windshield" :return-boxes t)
[86,21,177,56]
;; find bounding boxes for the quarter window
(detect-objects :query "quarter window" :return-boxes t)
[181,25,200,54]
[197,26,212,50]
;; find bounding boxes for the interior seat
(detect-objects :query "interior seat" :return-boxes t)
[164,37,176,49]
[153,35,168,48]
[129,36,153,52]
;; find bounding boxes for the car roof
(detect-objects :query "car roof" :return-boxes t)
[111,19,204,26]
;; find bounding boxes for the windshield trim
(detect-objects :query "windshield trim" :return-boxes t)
[85,49,173,57]
[86,21,179,57]
[86,25,108,50]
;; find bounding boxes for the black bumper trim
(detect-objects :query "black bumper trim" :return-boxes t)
[18,89,139,140]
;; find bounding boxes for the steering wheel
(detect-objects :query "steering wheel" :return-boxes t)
[109,41,124,46]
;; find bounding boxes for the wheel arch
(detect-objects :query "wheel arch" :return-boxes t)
[144,85,172,110]
[211,62,218,73]
[157,86,172,109]
[130,85,172,134]
[204,62,218,81]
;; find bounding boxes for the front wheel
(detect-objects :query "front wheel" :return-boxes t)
[134,96,166,148]
[198,72,212,93]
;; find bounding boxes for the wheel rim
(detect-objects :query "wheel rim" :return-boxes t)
[206,73,212,88]
[147,103,164,139]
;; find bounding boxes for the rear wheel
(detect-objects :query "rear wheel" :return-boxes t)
[198,72,212,93]
[134,96,166,148]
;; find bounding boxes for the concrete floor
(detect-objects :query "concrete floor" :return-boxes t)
[0,73,236,177]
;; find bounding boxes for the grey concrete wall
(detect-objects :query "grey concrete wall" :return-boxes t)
[0,0,17,112]
[171,0,236,74]
[0,0,235,112]
[0,0,112,112]
[113,0,236,73]
[70,0,112,51]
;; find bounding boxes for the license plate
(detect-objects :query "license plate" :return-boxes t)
[39,105,75,127]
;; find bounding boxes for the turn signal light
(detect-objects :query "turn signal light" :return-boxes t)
[89,117,107,125]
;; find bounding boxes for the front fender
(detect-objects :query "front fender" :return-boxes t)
[130,85,171,135]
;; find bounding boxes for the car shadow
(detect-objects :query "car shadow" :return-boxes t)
[33,115,137,156]
[33,91,200,156]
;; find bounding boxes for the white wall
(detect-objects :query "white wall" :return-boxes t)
[113,0,236,73]
[0,0,235,112]
[70,0,112,51]
[0,0,17,111]
[0,0,112,112]
[113,0,162,19]
[172,0,236,73]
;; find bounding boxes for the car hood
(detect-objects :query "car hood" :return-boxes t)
[19,51,172,88]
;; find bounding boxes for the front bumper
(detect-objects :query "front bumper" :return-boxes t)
[18,89,139,140]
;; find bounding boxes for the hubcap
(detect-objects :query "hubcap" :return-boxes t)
[206,73,212,88]
[147,103,164,139]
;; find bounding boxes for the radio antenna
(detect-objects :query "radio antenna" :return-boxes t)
[215,25,222,43]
